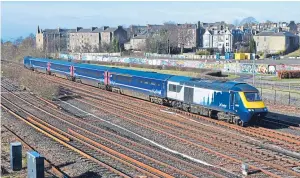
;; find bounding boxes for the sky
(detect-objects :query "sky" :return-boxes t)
[1,1,300,41]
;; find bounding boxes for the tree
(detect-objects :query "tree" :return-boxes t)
[249,37,256,53]
[112,38,120,52]
[102,42,113,53]
[81,43,92,53]
[177,24,195,54]
[1,34,44,62]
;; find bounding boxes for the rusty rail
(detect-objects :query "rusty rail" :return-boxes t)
[1,104,130,178]
[77,98,300,178]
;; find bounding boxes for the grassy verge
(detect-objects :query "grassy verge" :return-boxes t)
[286,48,300,57]
[1,62,60,100]
[260,76,300,82]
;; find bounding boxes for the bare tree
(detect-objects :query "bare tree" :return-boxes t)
[161,22,178,54]
[102,42,113,53]
[81,42,93,53]
[73,45,81,53]
[1,34,44,62]
[177,23,195,54]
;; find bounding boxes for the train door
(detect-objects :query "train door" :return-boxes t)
[229,91,234,110]
[229,91,239,111]
[104,71,110,85]
[70,66,74,77]
[47,62,51,74]
[184,87,194,104]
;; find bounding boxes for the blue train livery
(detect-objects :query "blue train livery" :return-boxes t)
[24,56,268,126]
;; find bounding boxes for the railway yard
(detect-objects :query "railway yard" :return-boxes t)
[1,61,300,178]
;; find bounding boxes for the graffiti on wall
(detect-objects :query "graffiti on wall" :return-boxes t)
[58,53,299,75]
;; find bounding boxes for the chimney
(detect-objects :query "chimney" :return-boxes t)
[37,25,40,34]
[118,25,122,29]
[197,21,201,29]
[91,27,97,31]
[103,26,109,30]
[57,27,60,32]
[76,27,82,32]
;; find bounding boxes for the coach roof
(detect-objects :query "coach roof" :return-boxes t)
[108,68,173,80]
[181,79,247,91]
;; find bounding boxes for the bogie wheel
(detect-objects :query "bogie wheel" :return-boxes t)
[238,120,245,127]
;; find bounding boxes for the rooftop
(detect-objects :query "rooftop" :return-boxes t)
[255,31,297,37]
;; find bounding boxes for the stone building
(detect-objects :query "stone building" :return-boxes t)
[202,27,233,53]
[124,35,147,51]
[36,26,75,53]
[68,26,127,52]
[100,26,128,45]
[69,27,102,52]
[177,22,204,50]
[254,31,299,54]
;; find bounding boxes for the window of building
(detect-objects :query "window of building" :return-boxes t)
[226,43,229,46]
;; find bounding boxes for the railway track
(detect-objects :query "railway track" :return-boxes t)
[1,81,232,177]
[7,77,299,177]
[2,60,300,177]
[39,73,300,149]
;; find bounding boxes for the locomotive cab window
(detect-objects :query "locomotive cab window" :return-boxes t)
[169,84,176,92]
[244,92,262,102]
[176,85,183,92]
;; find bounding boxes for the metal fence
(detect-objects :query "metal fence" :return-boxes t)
[252,81,300,106]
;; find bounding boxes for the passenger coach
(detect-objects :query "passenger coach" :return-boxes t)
[24,56,268,126]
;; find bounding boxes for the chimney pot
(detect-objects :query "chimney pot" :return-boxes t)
[76,27,82,32]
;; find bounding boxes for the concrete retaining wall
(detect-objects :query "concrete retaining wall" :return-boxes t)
[59,53,300,75]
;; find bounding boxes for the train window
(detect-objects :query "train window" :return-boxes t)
[116,75,132,83]
[244,92,262,102]
[176,85,183,92]
[151,82,156,86]
[169,84,177,92]
[144,81,149,85]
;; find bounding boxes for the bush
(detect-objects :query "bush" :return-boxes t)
[196,50,209,55]
[277,70,300,79]
[2,63,60,99]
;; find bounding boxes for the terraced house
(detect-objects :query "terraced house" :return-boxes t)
[69,26,127,52]
[37,25,127,53]
[36,26,75,53]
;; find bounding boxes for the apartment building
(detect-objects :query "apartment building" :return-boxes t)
[36,26,75,53]
[202,27,233,52]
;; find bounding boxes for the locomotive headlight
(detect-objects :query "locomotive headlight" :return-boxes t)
[264,108,268,111]
[248,109,254,112]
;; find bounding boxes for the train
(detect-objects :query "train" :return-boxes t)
[23,56,268,126]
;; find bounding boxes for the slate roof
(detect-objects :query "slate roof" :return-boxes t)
[43,28,76,34]
[255,31,297,37]
[132,35,147,39]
